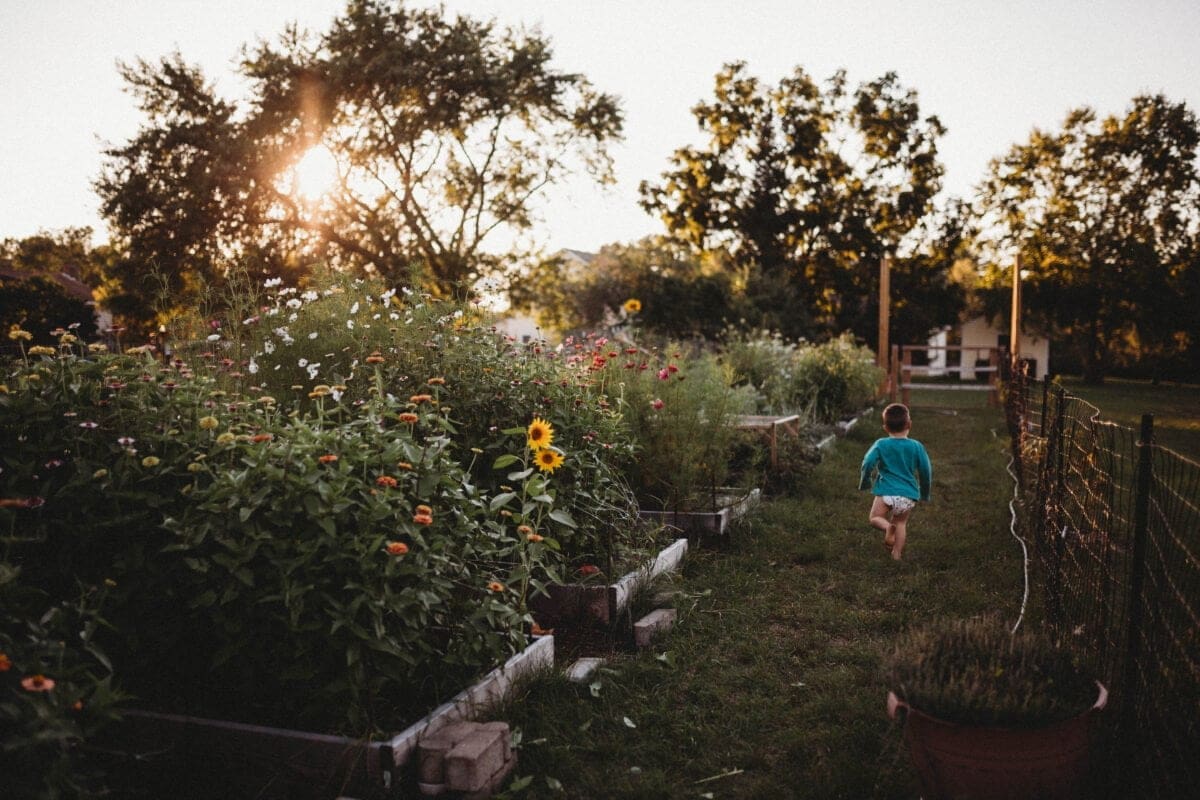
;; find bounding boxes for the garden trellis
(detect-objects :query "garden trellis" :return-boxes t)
[1004,368,1200,799]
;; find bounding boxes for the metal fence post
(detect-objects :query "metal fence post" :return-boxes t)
[1047,385,1067,628]
[1120,413,1155,737]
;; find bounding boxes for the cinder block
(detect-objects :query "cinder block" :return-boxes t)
[445,724,510,793]
[416,782,446,797]
[418,721,477,784]
[565,657,605,683]
[460,748,517,800]
[634,608,677,648]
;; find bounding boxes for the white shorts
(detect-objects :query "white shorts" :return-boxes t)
[881,496,916,515]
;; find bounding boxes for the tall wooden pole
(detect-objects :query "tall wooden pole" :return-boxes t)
[1010,253,1022,365]
[878,256,891,395]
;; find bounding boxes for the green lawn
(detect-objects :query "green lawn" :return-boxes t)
[1058,376,1200,461]
[491,402,1021,799]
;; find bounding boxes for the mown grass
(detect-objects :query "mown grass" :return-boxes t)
[1058,376,1200,461]
[491,402,1022,799]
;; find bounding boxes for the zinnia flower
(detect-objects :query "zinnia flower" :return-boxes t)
[365,352,385,364]
[651,398,664,410]
[7,326,32,341]
[215,432,236,445]
[251,433,273,443]
[517,524,533,536]
[141,456,160,468]
[410,393,433,404]
[376,475,398,488]
[385,541,409,556]
[397,461,413,471]
[526,417,554,451]
[318,454,339,464]
[415,504,432,515]
[29,345,56,356]
[413,513,433,525]
[0,652,11,671]
[578,564,600,576]
[623,298,642,314]
[534,447,565,474]
[526,532,544,543]
[487,581,506,593]
[398,412,419,424]
[427,376,446,385]
[199,416,219,430]
[21,674,55,692]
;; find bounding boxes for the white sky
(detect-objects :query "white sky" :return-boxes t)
[2,0,1199,253]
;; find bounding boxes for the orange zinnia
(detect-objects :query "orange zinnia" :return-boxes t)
[386,541,409,556]
[397,461,413,470]
[410,394,433,404]
[376,475,398,488]
[517,524,533,536]
[487,581,505,593]
[318,454,338,464]
[365,352,385,364]
[413,513,433,525]
[398,412,419,424]
[0,652,11,671]
[251,433,273,443]
[526,533,544,543]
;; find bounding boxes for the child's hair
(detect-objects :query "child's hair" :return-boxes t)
[883,403,910,433]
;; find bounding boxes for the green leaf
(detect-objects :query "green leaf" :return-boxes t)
[501,426,526,436]
[548,509,577,528]
[507,468,534,481]
[490,492,517,511]
[492,454,519,469]
[623,716,636,728]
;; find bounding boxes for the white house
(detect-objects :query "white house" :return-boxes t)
[928,316,1050,380]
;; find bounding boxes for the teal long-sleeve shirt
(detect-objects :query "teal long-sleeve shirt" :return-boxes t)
[859,436,932,502]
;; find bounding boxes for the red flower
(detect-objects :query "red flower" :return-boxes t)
[386,541,409,556]
[487,581,506,593]
[376,475,398,488]
[318,454,338,464]
[578,564,600,576]
[251,433,273,443]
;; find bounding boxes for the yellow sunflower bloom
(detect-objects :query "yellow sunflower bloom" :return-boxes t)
[534,447,565,474]
[526,417,554,452]
[623,298,642,314]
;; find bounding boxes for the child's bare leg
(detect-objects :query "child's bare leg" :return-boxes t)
[890,509,911,560]
[869,497,891,533]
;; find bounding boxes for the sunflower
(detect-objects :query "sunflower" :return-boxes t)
[623,298,642,314]
[534,447,565,474]
[526,417,554,452]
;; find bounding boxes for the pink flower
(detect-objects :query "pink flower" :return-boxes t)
[651,399,664,410]
[658,369,670,380]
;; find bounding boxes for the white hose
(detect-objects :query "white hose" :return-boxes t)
[1005,450,1031,634]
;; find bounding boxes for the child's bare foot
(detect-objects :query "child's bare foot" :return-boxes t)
[884,523,896,548]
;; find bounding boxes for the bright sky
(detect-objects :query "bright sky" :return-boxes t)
[3,0,1199,254]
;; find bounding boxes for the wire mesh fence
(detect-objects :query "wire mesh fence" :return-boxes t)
[1005,367,1200,799]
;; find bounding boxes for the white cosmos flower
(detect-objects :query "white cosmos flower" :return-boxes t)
[346,320,355,330]
[303,291,319,302]
[262,340,275,354]
[349,302,359,314]
[298,358,308,368]
[308,331,318,339]
[286,298,302,310]
[306,362,320,380]
[248,357,258,374]
[264,277,282,288]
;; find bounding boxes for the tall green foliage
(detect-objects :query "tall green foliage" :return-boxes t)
[973,94,1200,383]
[95,0,622,321]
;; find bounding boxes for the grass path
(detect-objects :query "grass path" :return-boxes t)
[496,404,1021,799]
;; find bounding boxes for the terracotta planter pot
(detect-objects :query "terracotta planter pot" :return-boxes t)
[887,682,1107,800]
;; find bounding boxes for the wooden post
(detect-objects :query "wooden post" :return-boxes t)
[1010,253,1023,366]
[901,347,912,406]
[890,344,900,402]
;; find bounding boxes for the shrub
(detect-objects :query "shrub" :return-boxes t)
[0,318,604,735]
[723,330,882,422]
[887,615,1097,728]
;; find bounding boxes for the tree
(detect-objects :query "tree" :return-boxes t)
[640,62,947,342]
[1,229,108,344]
[96,0,622,320]
[511,236,739,339]
[973,94,1200,383]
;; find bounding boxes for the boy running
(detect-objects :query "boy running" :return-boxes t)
[859,403,932,560]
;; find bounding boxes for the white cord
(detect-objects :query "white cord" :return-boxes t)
[1005,450,1031,634]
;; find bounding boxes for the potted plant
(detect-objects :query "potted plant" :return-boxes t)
[886,615,1107,800]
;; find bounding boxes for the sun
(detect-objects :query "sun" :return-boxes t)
[290,144,340,202]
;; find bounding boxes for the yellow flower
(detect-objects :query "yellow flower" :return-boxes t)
[215,432,237,445]
[28,345,55,356]
[141,456,160,468]
[59,333,78,345]
[8,326,32,341]
[92,468,108,480]
[257,396,277,405]
[0,385,8,394]
[527,417,554,452]
[623,298,642,314]
[309,384,332,398]
[88,343,108,353]
[534,447,565,474]
[187,462,205,473]
[198,415,219,430]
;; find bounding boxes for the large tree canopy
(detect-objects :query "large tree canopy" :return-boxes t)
[973,94,1200,383]
[96,0,622,318]
[640,62,949,342]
